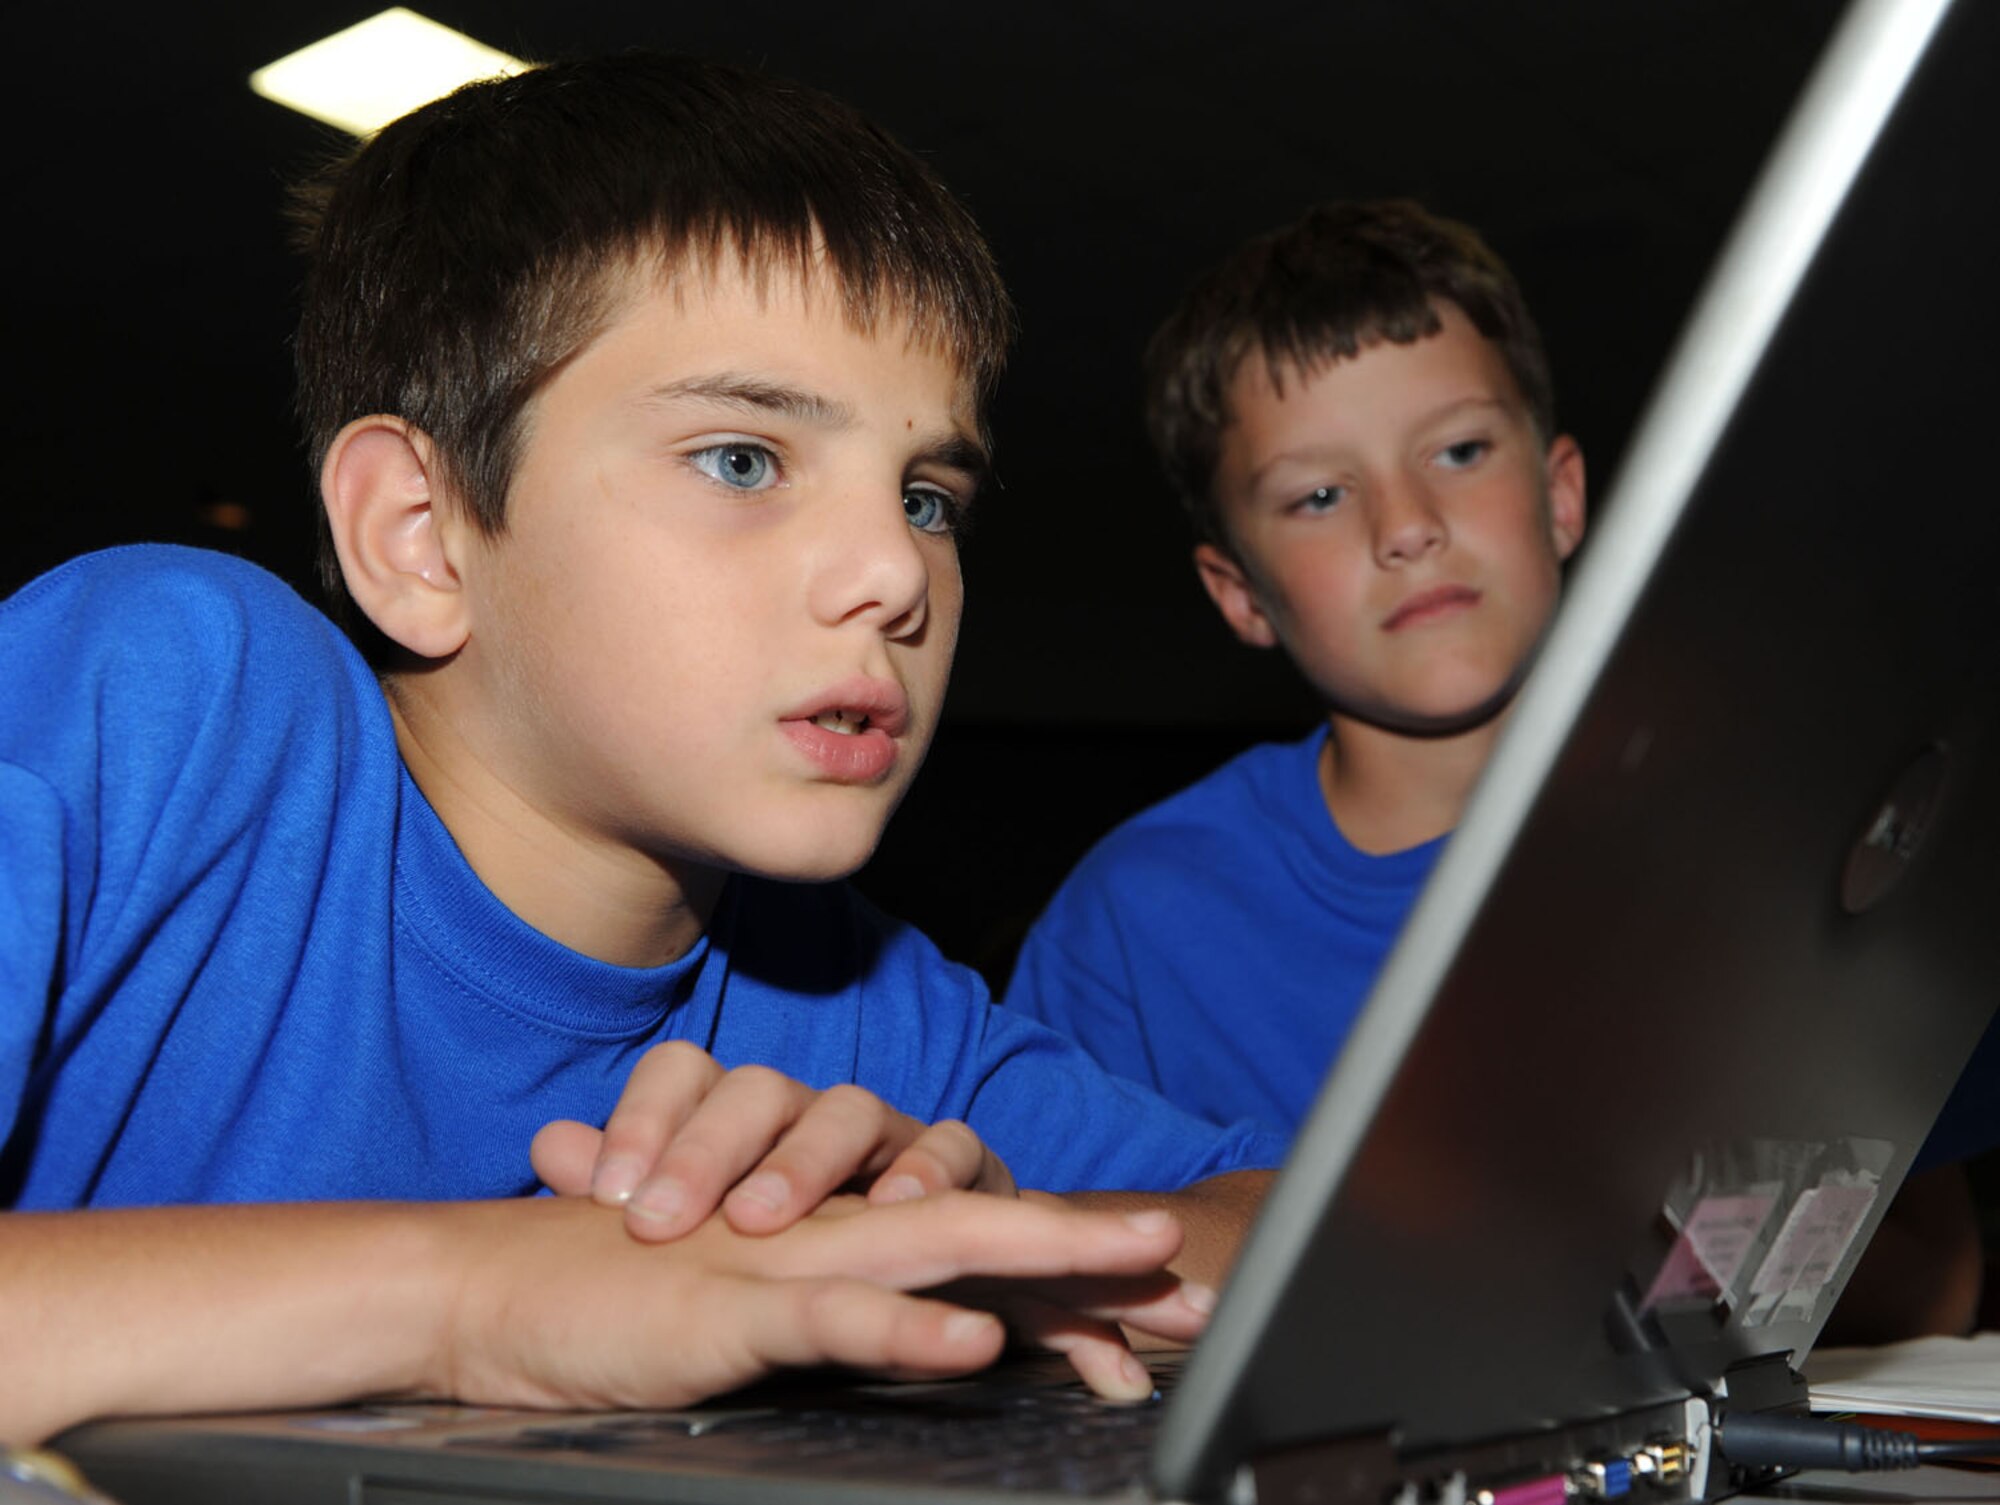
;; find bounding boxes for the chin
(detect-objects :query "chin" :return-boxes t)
[732,827,887,885]
[1368,681,1525,739]
[777,853,876,884]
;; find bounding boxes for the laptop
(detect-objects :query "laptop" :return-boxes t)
[53,0,2000,1500]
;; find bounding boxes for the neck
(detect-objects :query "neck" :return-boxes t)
[1318,709,1508,855]
[383,674,721,969]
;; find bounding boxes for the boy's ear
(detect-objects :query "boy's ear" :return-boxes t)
[321,416,472,660]
[1544,433,1587,561]
[1194,542,1279,650]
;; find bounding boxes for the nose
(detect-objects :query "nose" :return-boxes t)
[1370,470,1448,566]
[809,486,931,638]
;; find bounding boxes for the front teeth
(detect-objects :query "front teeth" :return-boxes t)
[812,710,868,736]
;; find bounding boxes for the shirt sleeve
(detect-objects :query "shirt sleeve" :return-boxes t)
[0,762,65,1159]
[0,547,369,1202]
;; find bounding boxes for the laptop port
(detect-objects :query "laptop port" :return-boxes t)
[1574,1458,1634,1499]
[1473,1471,1572,1505]
[1632,1442,1687,1485]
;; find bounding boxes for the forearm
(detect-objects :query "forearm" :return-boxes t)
[6,1189,1203,1439]
[1062,1168,1272,1293]
[2,1202,463,1446]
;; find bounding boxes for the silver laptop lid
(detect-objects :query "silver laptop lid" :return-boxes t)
[1159,0,1994,1495]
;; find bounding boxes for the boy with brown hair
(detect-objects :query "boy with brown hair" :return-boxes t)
[1006,200,1586,1135]
[0,52,1278,1444]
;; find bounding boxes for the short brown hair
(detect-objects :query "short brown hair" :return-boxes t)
[292,51,1014,641]
[1143,199,1553,549]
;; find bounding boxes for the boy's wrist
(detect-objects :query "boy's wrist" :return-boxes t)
[427,1198,567,1410]
[382,1200,490,1409]
[426,1196,672,1413]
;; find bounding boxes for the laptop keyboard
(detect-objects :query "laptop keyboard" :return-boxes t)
[447,1374,1168,1496]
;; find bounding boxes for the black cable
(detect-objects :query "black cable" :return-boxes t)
[1919,1440,2000,1461]
[1715,1410,1999,1472]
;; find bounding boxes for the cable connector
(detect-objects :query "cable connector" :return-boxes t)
[1713,1410,1991,1472]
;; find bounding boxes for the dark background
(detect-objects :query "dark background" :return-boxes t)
[6,1,1845,985]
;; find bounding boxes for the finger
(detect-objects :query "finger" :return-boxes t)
[950,1270,1214,1347]
[591,1042,723,1208]
[757,1193,1187,1290]
[736,1278,1010,1385]
[530,1119,604,1196]
[1063,1337,1157,1401]
[983,1293,1156,1402]
[867,1120,1014,1206]
[722,1084,918,1235]
[626,1065,813,1241]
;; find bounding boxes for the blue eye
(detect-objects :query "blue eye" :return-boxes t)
[904,486,956,534]
[1438,438,1490,470]
[1294,485,1345,515]
[691,443,777,490]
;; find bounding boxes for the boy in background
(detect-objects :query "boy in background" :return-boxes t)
[0,53,1280,1445]
[1006,201,1585,1137]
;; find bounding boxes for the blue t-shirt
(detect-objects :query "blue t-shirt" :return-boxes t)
[1004,730,1442,1138]
[0,547,1282,1210]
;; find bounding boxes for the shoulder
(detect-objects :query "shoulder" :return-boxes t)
[4,545,357,698]
[7,543,326,627]
[1,546,386,834]
[1113,731,1319,839]
[1063,731,1323,885]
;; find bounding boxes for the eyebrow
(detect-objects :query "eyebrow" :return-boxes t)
[1423,395,1512,426]
[641,372,992,489]
[920,434,994,493]
[1243,395,1513,496]
[640,374,856,427]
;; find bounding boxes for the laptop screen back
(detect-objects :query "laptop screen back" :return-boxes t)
[1160,0,2000,1494]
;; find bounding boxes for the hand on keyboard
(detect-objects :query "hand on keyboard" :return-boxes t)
[530,1041,1016,1241]
[447,1191,1205,1407]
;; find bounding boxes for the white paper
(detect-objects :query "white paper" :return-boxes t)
[1807,1333,2000,1421]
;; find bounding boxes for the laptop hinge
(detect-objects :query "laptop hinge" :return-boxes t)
[1714,1352,1808,1414]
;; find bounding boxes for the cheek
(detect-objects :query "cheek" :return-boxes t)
[915,548,965,669]
[1512,516,1571,601]
[1264,550,1355,631]
[1265,589,1357,691]
[505,549,704,722]
[934,550,965,629]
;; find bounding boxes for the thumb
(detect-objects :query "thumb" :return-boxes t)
[530,1119,605,1195]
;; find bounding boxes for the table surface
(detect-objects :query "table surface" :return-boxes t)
[1748,1467,2000,1505]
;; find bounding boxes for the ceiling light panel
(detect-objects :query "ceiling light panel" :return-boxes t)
[250,8,526,136]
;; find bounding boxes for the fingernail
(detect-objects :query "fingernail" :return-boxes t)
[1122,1208,1173,1236]
[729,1171,789,1214]
[628,1176,686,1225]
[944,1310,998,1345]
[876,1174,926,1204]
[1119,1352,1153,1393]
[591,1154,644,1205]
[1183,1281,1218,1315]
